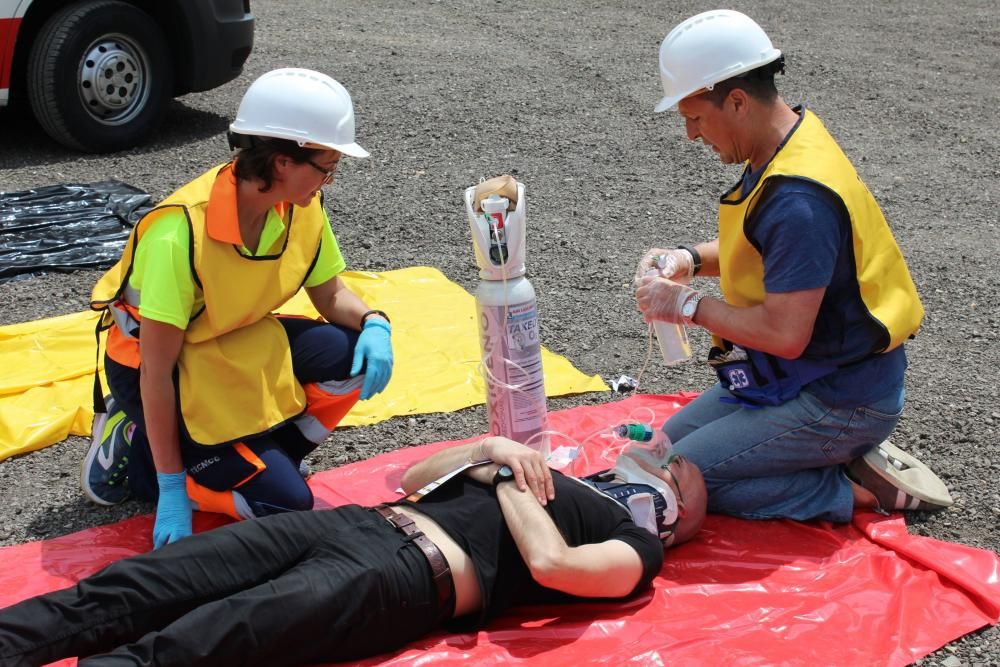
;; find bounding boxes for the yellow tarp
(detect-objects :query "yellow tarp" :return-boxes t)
[0,266,607,461]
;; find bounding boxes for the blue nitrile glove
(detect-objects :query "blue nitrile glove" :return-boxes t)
[153,471,192,549]
[350,318,393,400]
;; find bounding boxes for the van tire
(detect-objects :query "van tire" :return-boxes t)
[27,0,173,153]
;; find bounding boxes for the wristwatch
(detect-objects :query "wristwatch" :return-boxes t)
[360,309,390,327]
[681,293,704,325]
[492,464,515,486]
[677,244,702,275]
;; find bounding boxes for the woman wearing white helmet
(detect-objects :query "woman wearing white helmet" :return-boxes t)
[634,11,942,524]
[85,68,394,549]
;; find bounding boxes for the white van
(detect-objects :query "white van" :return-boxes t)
[0,0,254,152]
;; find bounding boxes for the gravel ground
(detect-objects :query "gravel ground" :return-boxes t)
[1,1,998,664]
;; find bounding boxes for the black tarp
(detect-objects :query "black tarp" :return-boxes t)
[0,181,152,282]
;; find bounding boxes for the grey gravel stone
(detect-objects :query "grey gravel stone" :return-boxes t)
[0,0,997,664]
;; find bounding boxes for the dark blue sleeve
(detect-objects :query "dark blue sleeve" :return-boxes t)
[749,179,847,294]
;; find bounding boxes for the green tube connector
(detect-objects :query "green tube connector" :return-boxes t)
[614,423,655,442]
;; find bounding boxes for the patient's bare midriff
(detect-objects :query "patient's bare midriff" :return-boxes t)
[395,506,482,618]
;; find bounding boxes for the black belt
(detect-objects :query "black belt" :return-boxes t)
[374,504,455,619]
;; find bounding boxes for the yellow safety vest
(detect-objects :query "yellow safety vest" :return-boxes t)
[708,109,923,406]
[718,108,923,352]
[91,163,326,445]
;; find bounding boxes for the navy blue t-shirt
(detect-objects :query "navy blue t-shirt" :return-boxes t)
[737,166,907,407]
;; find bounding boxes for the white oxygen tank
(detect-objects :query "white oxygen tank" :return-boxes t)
[465,178,549,457]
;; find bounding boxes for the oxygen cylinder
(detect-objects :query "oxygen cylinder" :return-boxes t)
[465,178,549,457]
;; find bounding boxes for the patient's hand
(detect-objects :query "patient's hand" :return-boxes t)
[482,437,555,506]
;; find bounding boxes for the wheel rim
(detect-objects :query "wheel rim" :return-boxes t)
[77,33,151,126]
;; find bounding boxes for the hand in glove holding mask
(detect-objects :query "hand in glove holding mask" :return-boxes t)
[636,275,699,325]
[633,248,695,285]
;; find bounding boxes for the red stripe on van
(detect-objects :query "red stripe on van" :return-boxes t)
[0,17,22,91]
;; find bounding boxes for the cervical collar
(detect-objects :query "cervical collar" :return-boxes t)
[581,454,679,545]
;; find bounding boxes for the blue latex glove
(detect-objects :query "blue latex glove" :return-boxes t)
[350,318,393,400]
[153,471,192,549]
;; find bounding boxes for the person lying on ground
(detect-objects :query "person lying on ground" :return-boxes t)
[0,436,707,667]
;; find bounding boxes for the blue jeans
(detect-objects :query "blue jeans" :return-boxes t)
[665,382,904,522]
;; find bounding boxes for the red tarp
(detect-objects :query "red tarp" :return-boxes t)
[1,394,998,666]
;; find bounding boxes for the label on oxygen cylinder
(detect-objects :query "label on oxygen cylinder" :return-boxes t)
[478,298,547,444]
[484,211,509,265]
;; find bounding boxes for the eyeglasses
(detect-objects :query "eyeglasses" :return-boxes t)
[661,454,686,505]
[305,158,338,185]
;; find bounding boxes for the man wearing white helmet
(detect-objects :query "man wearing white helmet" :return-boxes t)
[84,68,395,549]
[635,10,948,522]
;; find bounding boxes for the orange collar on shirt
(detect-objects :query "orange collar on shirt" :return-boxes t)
[205,164,289,245]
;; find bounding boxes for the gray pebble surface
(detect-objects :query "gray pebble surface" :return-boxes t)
[0,1,997,665]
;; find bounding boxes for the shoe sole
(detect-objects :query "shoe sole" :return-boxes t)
[859,441,953,509]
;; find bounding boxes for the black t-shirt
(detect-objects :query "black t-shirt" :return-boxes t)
[397,470,664,628]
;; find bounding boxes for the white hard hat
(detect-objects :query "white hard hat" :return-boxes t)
[654,10,782,113]
[229,68,369,157]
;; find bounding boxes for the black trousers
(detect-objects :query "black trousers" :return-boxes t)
[0,506,443,667]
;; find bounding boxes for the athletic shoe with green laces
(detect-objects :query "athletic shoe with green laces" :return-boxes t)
[81,396,135,506]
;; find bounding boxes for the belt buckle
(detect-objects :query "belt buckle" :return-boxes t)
[384,512,403,529]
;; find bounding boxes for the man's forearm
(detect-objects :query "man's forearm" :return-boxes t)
[692,286,825,358]
[692,239,720,277]
[497,482,645,597]
[496,481,566,573]
[399,439,490,494]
